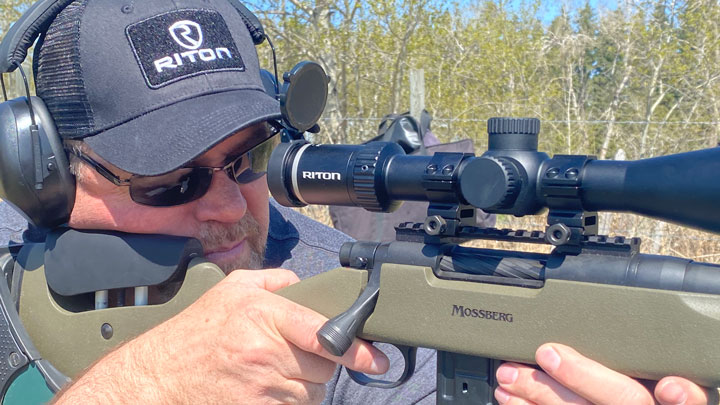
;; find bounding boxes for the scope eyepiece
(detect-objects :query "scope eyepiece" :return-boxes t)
[267,140,405,212]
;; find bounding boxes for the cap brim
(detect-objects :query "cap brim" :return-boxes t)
[85,89,281,176]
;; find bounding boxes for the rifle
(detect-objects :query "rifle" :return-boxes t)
[7,116,719,403]
[267,117,720,404]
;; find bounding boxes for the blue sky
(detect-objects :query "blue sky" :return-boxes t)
[537,0,619,22]
[449,0,620,25]
[240,1,623,30]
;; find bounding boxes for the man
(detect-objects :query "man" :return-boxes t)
[12,0,434,403]
[0,0,712,404]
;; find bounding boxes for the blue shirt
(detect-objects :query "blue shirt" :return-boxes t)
[0,201,26,246]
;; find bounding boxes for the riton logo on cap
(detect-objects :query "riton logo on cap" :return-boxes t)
[127,9,246,89]
[155,20,233,73]
[169,20,203,49]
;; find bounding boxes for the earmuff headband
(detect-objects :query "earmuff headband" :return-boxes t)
[226,0,267,45]
[0,0,75,73]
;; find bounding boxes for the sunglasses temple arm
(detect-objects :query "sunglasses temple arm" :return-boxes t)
[74,152,130,186]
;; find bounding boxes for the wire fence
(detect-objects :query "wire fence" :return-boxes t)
[322,117,720,125]
[317,116,720,153]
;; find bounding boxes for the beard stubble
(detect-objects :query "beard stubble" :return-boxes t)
[196,212,268,274]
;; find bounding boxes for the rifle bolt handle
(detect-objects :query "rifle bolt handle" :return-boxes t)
[317,321,353,357]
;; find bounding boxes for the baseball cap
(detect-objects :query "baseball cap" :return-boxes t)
[35,0,281,176]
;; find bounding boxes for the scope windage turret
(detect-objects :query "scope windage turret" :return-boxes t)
[267,117,720,233]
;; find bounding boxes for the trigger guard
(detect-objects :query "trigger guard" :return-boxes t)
[345,344,417,389]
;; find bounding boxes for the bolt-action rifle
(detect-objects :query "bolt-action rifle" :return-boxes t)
[267,117,720,404]
[5,116,720,403]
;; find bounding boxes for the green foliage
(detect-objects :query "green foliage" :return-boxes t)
[250,0,720,158]
[0,1,35,100]
[0,0,30,37]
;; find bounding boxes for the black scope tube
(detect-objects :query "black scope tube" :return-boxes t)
[578,148,720,233]
[269,140,720,233]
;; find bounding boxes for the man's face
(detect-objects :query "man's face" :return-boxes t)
[69,124,271,274]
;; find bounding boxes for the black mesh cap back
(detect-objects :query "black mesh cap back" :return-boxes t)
[35,0,94,140]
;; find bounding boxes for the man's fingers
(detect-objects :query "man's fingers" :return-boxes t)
[494,387,536,405]
[225,273,389,377]
[655,377,714,405]
[533,343,654,405]
[496,363,591,405]
[337,335,390,374]
[282,343,338,383]
[227,268,300,291]
[272,299,389,375]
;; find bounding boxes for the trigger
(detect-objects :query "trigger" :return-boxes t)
[345,345,417,389]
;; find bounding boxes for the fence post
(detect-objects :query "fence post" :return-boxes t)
[410,69,425,123]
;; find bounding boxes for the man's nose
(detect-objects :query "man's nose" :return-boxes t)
[192,170,247,223]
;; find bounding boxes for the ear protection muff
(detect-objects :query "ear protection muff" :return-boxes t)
[0,0,77,229]
[0,95,74,229]
[0,0,275,230]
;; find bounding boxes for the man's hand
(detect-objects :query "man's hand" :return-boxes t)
[494,343,714,405]
[54,269,389,404]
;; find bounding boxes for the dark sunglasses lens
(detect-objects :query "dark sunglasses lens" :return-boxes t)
[231,154,250,177]
[250,135,277,172]
[232,135,279,184]
[129,169,213,206]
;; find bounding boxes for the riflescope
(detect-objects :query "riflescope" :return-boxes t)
[268,117,720,233]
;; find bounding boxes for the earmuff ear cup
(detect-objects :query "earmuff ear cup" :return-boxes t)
[0,96,75,228]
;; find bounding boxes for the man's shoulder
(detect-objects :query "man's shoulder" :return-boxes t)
[0,200,28,246]
[265,199,352,279]
[267,199,351,247]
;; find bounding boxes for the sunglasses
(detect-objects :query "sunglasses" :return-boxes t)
[70,134,279,207]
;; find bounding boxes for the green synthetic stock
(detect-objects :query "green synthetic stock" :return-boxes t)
[18,247,225,379]
[276,264,720,388]
[17,242,720,388]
